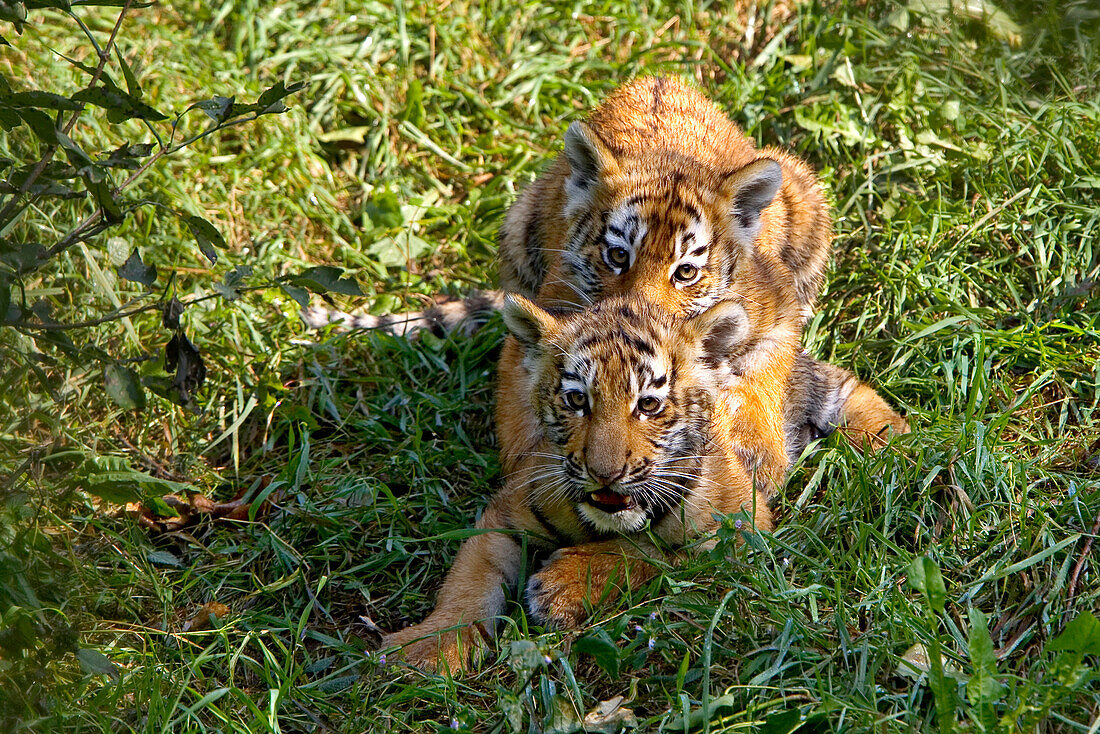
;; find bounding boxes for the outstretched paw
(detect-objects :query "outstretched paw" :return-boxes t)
[526,549,607,629]
[380,622,486,674]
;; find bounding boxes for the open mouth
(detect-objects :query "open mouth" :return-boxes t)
[584,488,637,514]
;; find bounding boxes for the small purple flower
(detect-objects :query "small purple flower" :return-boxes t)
[378,653,387,666]
[634,623,644,633]
[543,655,553,665]
[734,518,743,529]
[450,719,460,729]
[647,637,655,650]
[649,611,658,621]
[782,557,790,567]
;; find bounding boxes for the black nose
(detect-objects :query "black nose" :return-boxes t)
[588,464,627,486]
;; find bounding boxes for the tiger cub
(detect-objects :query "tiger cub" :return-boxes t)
[497,76,907,454]
[382,285,799,673]
[305,77,908,453]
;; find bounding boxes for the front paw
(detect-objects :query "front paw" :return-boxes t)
[526,550,600,629]
[380,622,485,674]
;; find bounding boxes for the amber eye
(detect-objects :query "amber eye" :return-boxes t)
[637,396,662,415]
[607,246,630,269]
[673,263,700,283]
[563,390,588,412]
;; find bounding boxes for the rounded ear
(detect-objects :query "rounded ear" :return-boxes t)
[687,300,748,367]
[562,121,619,217]
[501,294,561,352]
[723,158,783,246]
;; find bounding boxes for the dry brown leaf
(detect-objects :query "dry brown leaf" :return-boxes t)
[183,602,231,632]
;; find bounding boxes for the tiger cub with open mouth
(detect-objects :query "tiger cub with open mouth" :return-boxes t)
[382,281,799,672]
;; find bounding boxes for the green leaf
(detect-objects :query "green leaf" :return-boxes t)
[290,266,363,296]
[758,709,803,734]
[15,107,59,145]
[966,608,1003,730]
[367,232,431,268]
[71,82,167,122]
[104,363,146,411]
[85,177,123,222]
[401,78,425,127]
[184,215,224,264]
[1048,612,1100,656]
[76,648,119,680]
[0,0,28,31]
[117,248,156,285]
[280,284,309,308]
[114,48,141,98]
[2,90,83,110]
[908,556,947,614]
[78,454,191,504]
[362,189,404,229]
[506,639,545,676]
[256,80,305,114]
[573,628,620,679]
[188,95,234,123]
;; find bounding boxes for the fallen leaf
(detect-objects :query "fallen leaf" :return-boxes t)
[183,602,231,632]
[127,486,271,533]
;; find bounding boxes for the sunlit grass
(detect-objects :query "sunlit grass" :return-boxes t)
[1,0,1099,731]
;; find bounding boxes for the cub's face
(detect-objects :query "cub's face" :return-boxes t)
[503,295,748,535]
[559,122,787,320]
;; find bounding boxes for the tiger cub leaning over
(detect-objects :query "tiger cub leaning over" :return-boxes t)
[381,286,799,673]
[498,76,908,458]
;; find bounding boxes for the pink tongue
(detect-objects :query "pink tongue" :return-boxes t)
[592,489,628,507]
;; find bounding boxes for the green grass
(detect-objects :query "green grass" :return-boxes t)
[2,0,1100,731]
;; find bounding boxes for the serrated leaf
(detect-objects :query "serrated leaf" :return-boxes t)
[78,454,192,504]
[290,265,363,296]
[147,550,182,567]
[966,608,1003,730]
[1048,612,1100,656]
[573,628,620,679]
[224,263,252,288]
[76,648,119,680]
[184,215,223,264]
[908,556,947,614]
[104,363,146,410]
[118,248,156,285]
[71,82,167,122]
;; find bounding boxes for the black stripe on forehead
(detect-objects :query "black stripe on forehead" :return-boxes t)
[574,327,657,360]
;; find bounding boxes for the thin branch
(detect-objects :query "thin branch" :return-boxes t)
[4,286,271,332]
[0,0,133,227]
